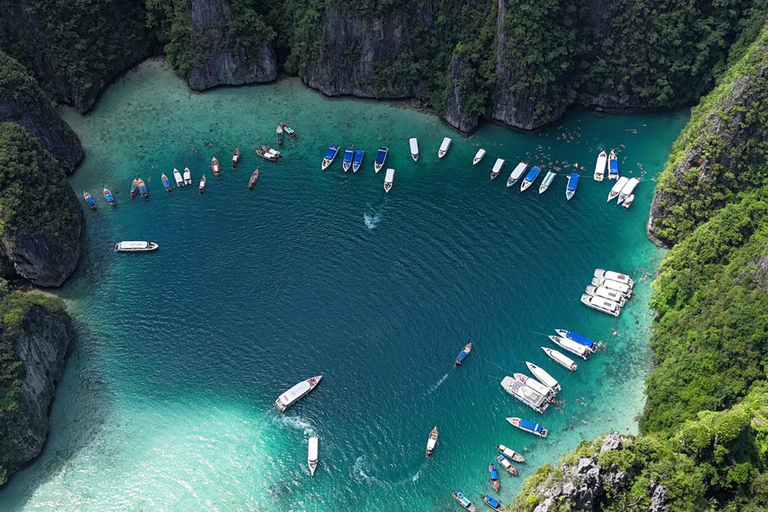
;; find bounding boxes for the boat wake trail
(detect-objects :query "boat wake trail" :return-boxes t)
[279,415,316,436]
[428,373,449,394]
[364,199,387,230]
[352,455,381,484]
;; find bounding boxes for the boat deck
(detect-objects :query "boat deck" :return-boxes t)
[502,377,550,414]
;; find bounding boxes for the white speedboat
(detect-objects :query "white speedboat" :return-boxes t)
[513,373,552,398]
[541,347,578,371]
[580,294,621,318]
[594,268,634,287]
[585,285,626,306]
[490,158,505,180]
[538,171,556,194]
[409,138,419,161]
[473,149,486,165]
[607,176,628,202]
[426,426,438,457]
[274,375,322,412]
[438,137,452,158]
[618,177,640,204]
[173,168,184,187]
[496,445,526,463]
[114,241,159,252]
[525,362,561,391]
[622,194,635,208]
[548,335,591,359]
[506,162,527,187]
[199,174,206,195]
[308,436,319,476]
[384,168,395,193]
[183,167,192,185]
[591,277,632,297]
[593,150,607,181]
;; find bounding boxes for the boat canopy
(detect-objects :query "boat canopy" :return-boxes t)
[440,137,452,151]
[525,166,541,181]
[609,159,619,172]
[558,330,594,348]
[519,418,542,433]
[485,496,501,507]
[409,138,419,154]
[384,168,395,182]
[375,147,388,163]
[492,158,505,173]
[324,146,338,159]
[308,437,319,461]
[278,380,312,405]
[567,173,580,190]
[118,241,151,250]
[510,162,528,179]
[353,150,364,163]
[621,177,639,194]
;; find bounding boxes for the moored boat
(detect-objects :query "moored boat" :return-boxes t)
[548,335,591,359]
[161,173,172,192]
[276,124,284,146]
[374,146,388,173]
[137,178,148,199]
[114,241,158,252]
[490,158,505,179]
[500,376,549,414]
[275,375,322,412]
[607,176,629,202]
[513,373,553,398]
[454,342,472,367]
[438,137,452,158]
[506,417,548,438]
[618,177,640,204]
[481,494,504,512]
[622,194,635,208]
[593,150,607,181]
[520,166,541,192]
[608,150,619,179]
[232,148,240,169]
[453,492,479,512]
[173,168,184,187]
[103,186,116,207]
[496,445,526,463]
[281,122,297,139]
[409,137,419,161]
[473,149,486,165]
[539,171,556,194]
[321,145,340,170]
[506,162,527,187]
[496,453,518,476]
[594,268,634,287]
[82,190,97,210]
[130,177,138,199]
[384,168,395,193]
[256,147,281,162]
[308,436,319,476]
[426,426,438,457]
[199,174,206,195]
[525,361,561,391]
[542,347,578,371]
[554,329,596,352]
[183,167,192,185]
[211,156,221,177]
[248,169,259,190]
[580,294,621,317]
[586,285,626,307]
[591,277,632,297]
[489,463,500,492]
[352,149,364,173]
[342,146,354,172]
[565,172,579,200]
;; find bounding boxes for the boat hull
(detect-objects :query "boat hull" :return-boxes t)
[275,376,323,412]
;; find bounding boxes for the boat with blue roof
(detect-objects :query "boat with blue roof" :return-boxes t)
[137,178,148,199]
[520,166,541,192]
[555,329,596,352]
[506,417,548,438]
[481,494,504,512]
[489,462,500,492]
[103,186,116,207]
[352,149,364,173]
[374,146,388,173]
[454,342,472,367]
[342,146,354,172]
[161,173,172,192]
[453,492,479,511]
[321,145,340,170]
[608,150,619,179]
[496,453,518,475]
[82,190,97,210]
[566,172,579,200]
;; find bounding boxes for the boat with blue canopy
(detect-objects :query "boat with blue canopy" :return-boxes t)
[520,166,541,192]
[453,492,479,512]
[489,462,500,492]
[342,146,354,172]
[608,150,619,179]
[137,178,148,199]
[161,173,172,192]
[454,342,472,367]
[352,149,364,173]
[374,146,388,173]
[321,145,340,170]
[82,190,97,210]
[555,329,596,351]
[481,494,504,512]
[566,172,579,200]
[506,417,548,438]
[103,186,116,207]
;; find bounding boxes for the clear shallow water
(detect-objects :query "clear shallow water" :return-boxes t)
[0,60,687,511]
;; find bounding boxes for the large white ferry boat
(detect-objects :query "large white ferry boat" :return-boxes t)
[274,375,322,412]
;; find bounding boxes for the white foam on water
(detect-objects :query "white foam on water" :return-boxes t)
[428,373,449,394]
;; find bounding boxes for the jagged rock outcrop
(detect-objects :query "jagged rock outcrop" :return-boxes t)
[0,51,83,173]
[442,52,480,132]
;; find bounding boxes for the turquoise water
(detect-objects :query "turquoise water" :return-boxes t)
[0,60,688,511]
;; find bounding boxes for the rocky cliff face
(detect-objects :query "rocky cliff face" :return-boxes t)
[442,52,480,133]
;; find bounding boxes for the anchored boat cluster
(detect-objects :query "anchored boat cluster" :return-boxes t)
[580,269,635,317]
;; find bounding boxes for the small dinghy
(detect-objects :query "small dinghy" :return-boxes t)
[342,146,354,172]
[183,167,192,185]
[555,329,596,352]
[453,492,479,512]
[548,335,591,359]
[594,150,607,181]
[199,174,206,195]
[211,156,221,177]
[580,294,621,317]
[103,186,116,207]
[539,171,556,194]
[173,168,184,187]
[82,190,97,210]
[525,362,561,391]
[130,177,138,199]
[565,172,579,200]
[496,445,526,463]
[506,417,548,438]
[281,122,297,139]
[308,436,319,476]
[490,158,505,179]
[137,178,148,199]
[161,173,172,192]
[248,169,259,190]
[409,137,419,161]
[384,168,395,193]
[438,137,452,158]
[481,494,504,512]
[586,285,626,307]
[506,162,528,187]
[514,373,552,398]
[496,453,518,476]
[374,146,388,173]
[426,426,438,457]
[520,166,541,192]
[608,149,619,179]
[114,241,158,252]
[454,342,472,367]
[352,149,364,173]
[607,176,629,202]
[541,347,578,371]
[322,145,340,170]
[472,149,486,165]
[594,269,634,287]
[489,462,500,492]
[276,124,284,146]
[622,194,635,208]
[232,148,240,169]
[618,177,640,204]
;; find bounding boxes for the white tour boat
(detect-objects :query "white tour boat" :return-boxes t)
[473,149,486,165]
[173,168,184,187]
[541,347,578,371]
[274,375,323,412]
[438,137,452,158]
[548,335,592,359]
[506,162,528,187]
[308,436,319,476]
[607,176,629,202]
[525,361,562,391]
[384,168,395,193]
[618,177,640,204]
[591,277,632,297]
[114,241,159,252]
[490,158,505,180]
[409,138,419,161]
[183,167,192,185]
[593,150,607,181]
[585,285,626,306]
[580,294,621,318]
[513,373,553,398]
[594,269,634,287]
[500,376,549,414]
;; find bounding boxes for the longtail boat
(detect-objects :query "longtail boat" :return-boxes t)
[232,148,240,169]
[82,190,97,210]
[211,156,221,177]
[248,169,259,190]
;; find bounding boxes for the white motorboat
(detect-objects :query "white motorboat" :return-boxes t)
[591,277,632,297]
[409,137,419,161]
[183,167,192,185]
[548,335,591,359]
[308,436,319,476]
[607,176,629,202]
[426,426,438,457]
[473,149,486,165]
[618,177,640,204]
[274,375,323,412]
[525,362,561,391]
[538,171,556,194]
[513,373,553,398]
[199,174,206,195]
[580,294,621,318]
[438,137,452,158]
[585,285,626,306]
[622,194,635,208]
[593,150,607,181]
[594,269,635,287]
[541,347,578,371]
[490,158,505,179]
[384,168,395,193]
[506,162,528,187]
[496,445,526,463]
[173,168,184,187]
[500,376,549,414]
[114,241,159,252]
